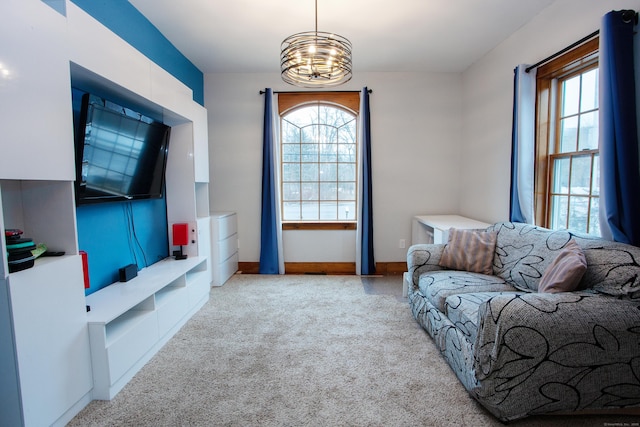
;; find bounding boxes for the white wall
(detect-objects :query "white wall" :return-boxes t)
[206,0,640,265]
[205,72,463,263]
[460,0,640,223]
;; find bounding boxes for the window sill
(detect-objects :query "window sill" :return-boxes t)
[282,222,357,230]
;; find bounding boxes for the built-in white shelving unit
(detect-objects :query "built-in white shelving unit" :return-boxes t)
[86,257,209,400]
[0,2,211,425]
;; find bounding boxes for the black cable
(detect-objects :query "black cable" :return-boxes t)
[127,202,149,268]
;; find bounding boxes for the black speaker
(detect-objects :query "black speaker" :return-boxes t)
[119,264,138,282]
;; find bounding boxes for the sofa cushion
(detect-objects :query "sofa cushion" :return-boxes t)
[418,271,515,312]
[538,239,587,293]
[490,222,585,292]
[444,292,524,345]
[488,222,640,299]
[578,243,640,300]
[439,228,497,275]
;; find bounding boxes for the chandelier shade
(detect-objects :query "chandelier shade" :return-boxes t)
[280,1,352,87]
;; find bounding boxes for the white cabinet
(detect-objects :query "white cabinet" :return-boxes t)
[86,257,209,400]
[210,212,238,286]
[0,0,75,180]
[0,256,93,427]
[411,215,491,245]
[0,180,89,427]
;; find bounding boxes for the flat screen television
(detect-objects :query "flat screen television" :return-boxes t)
[75,93,171,204]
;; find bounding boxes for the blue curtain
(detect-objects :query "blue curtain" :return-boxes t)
[509,64,536,224]
[259,88,280,273]
[599,10,640,246]
[360,87,375,274]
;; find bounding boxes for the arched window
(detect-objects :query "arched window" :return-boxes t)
[280,102,358,223]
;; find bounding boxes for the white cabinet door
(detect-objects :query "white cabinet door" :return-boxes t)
[0,1,75,180]
[8,256,93,427]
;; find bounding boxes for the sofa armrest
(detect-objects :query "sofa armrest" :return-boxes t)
[473,291,640,407]
[406,244,447,290]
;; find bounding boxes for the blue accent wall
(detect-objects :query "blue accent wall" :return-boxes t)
[71,88,170,295]
[77,200,169,294]
[70,0,204,106]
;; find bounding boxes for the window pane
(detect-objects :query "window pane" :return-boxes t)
[282,163,300,181]
[338,143,356,162]
[592,154,600,195]
[552,158,570,193]
[301,202,318,220]
[319,202,337,220]
[562,75,581,116]
[327,108,351,127]
[551,195,569,229]
[282,143,300,163]
[319,142,337,162]
[339,201,356,220]
[282,121,300,143]
[589,197,600,235]
[319,124,337,144]
[283,183,300,201]
[301,182,318,200]
[559,116,578,153]
[301,125,318,144]
[301,144,318,162]
[581,68,598,112]
[287,106,318,127]
[578,111,598,151]
[570,155,591,194]
[319,163,337,181]
[568,196,589,232]
[338,182,356,200]
[320,183,337,200]
[338,126,356,144]
[301,163,318,181]
[283,202,301,220]
[338,163,356,181]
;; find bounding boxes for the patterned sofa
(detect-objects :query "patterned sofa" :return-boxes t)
[406,221,640,421]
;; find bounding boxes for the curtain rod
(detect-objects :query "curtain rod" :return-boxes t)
[525,30,599,73]
[259,89,372,95]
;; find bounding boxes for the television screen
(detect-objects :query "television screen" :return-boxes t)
[75,94,171,204]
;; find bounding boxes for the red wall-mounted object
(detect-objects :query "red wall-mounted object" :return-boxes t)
[79,250,90,289]
[172,223,189,246]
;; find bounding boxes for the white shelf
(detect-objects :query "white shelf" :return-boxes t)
[86,257,203,324]
[86,256,209,400]
[104,305,154,347]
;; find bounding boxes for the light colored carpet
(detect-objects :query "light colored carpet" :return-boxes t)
[68,274,639,426]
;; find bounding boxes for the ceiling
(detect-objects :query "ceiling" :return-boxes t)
[128,0,558,75]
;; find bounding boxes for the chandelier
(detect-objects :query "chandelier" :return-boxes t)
[280,0,352,87]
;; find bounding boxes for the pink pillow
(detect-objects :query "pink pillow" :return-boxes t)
[538,239,587,293]
[438,228,497,275]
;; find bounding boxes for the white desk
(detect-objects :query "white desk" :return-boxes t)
[411,214,491,245]
[404,215,491,298]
